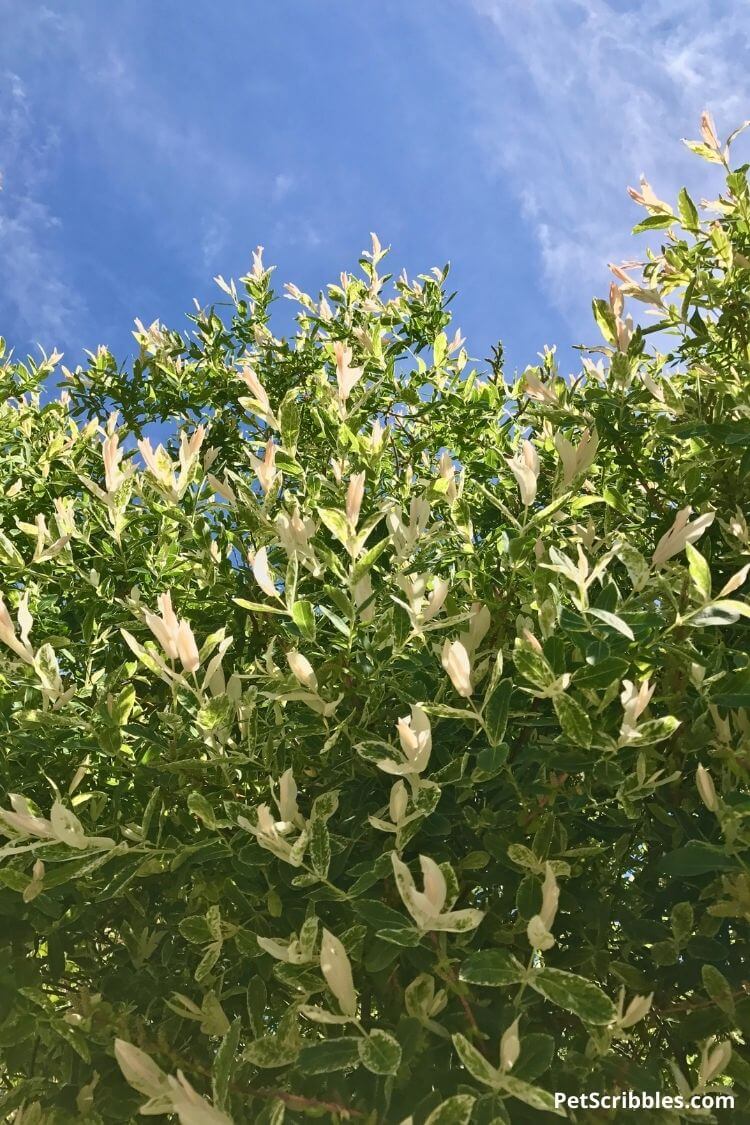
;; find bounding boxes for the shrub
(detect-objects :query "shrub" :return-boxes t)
[1,116,749,1123]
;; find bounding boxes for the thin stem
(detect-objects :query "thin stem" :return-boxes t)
[252,1087,370,1118]
[430,932,487,1050]
[513,953,538,1008]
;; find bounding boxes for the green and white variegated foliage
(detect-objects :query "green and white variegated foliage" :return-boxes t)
[1,117,749,1122]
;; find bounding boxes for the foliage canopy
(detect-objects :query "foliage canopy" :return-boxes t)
[1,117,750,1123]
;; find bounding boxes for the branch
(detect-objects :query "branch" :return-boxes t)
[430,933,487,1052]
[252,1087,369,1118]
[138,1034,370,1119]
[662,984,749,1015]
[520,771,569,827]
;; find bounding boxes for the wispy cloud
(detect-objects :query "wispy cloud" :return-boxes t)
[0,4,307,351]
[272,173,295,203]
[0,69,87,350]
[3,0,747,364]
[467,0,750,332]
[199,216,230,272]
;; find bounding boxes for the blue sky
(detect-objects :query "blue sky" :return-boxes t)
[1,1,748,378]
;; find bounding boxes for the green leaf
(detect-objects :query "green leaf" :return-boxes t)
[631,715,680,744]
[586,607,635,640]
[318,507,350,548]
[375,927,422,947]
[187,791,228,829]
[244,1035,300,1068]
[404,973,439,1019]
[632,213,675,233]
[459,949,527,987]
[451,1033,501,1088]
[233,598,288,615]
[275,449,303,476]
[213,1017,241,1109]
[592,298,618,345]
[685,542,711,600]
[310,790,339,823]
[352,899,408,931]
[412,780,442,816]
[297,1037,361,1075]
[553,693,592,747]
[711,225,733,268]
[530,968,615,1025]
[513,1032,555,1082]
[273,962,323,996]
[433,331,448,367]
[461,850,491,871]
[574,656,628,690]
[51,1018,91,1062]
[357,1028,402,1075]
[317,603,350,637]
[659,841,739,876]
[247,976,267,1037]
[285,552,299,609]
[497,1073,565,1116]
[179,916,213,945]
[364,937,401,973]
[351,536,390,582]
[483,678,512,745]
[670,901,694,946]
[254,1099,286,1125]
[112,683,136,726]
[197,695,234,732]
[507,843,539,870]
[473,744,509,779]
[514,644,555,690]
[678,187,700,231]
[200,991,230,1036]
[701,964,735,1017]
[0,529,24,567]
[422,703,480,722]
[727,1053,750,1093]
[602,485,630,514]
[309,817,331,878]
[692,598,750,627]
[471,1093,511,1125]
[33,643,60,692]
[683,139,725,161]
[0,1080,51,1117]
[424,1094,477,1125]
[650,939,678,967]
[291,599,316,640]
[141,787,161,840]
[279,392,301,451]
[195,941,222,984]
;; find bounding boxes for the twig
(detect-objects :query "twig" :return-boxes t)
[430,933,487,1051]
[662,985,749,1015]
[138,1034,370,1118]
[520,771,569,827]
[252,1087,369,1118]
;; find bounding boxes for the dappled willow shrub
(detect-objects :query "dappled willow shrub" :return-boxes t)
[0,117,749,1123]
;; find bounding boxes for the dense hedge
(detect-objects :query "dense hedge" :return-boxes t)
[1,116,749,1123]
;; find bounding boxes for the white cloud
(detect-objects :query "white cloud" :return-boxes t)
[467,0,750,333]
[199,216,229,271]
[0,4,298,347]
[0,68,87,350]
[272,173,295,203]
